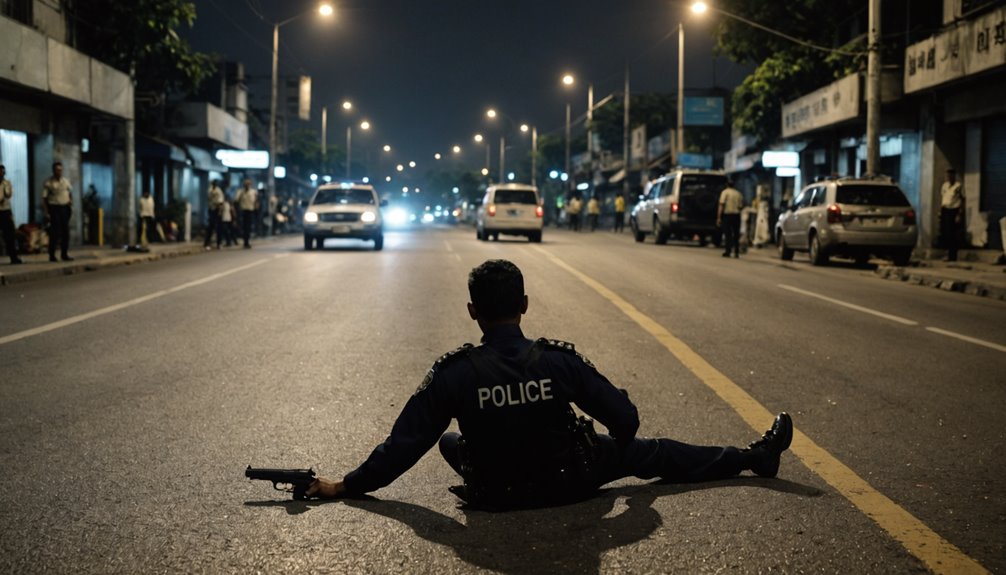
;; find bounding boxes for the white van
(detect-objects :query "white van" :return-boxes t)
[475,184,543,243]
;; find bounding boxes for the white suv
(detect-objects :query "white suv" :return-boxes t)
[303,183,386,251]
[476,184,543,243]
[631,169,728,246]
[776,176,917,266]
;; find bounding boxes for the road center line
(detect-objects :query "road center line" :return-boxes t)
[0,255,285,347]
[533,246,987,575]
[778,284,918,325]
[926,327,1006,353]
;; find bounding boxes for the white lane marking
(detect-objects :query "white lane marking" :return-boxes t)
[778,284,919,326]
[443,240,454,253]
[926,327,1006,353]
[0,255,286,346]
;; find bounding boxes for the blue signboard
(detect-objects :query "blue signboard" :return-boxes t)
[684,97,724,126]
[678,152,713,169]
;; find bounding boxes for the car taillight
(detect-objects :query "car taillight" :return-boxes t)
[827,204,842,224]
[535,205,544,218]
[671,202,679,214]
[488,205,496,217]
[903,209,916,225]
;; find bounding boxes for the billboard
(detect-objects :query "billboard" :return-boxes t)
[684,97,724,126]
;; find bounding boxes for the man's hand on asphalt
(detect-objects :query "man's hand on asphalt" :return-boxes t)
[306,477,347,499]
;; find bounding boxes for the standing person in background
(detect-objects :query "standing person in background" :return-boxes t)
[939,167,964,262]
[0,165,23,264]
[587,196,600,232]
[613,193,625,233]
[566,196,582,232]
[218,195,235,248]
[204,180,225,250]
[42,162,74,262]
[234,178,259,249]
[138,190,155,248]
[717,179,744,259]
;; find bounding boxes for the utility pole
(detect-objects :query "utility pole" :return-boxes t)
[587,84,594,183]
[622,62,631,199]
[866,0,881,175]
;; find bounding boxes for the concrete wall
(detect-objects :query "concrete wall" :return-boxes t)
[32,0,66,43]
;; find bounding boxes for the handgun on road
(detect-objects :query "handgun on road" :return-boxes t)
[245,466,316,500]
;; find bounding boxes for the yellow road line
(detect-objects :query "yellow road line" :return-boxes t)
[533,246,988,575]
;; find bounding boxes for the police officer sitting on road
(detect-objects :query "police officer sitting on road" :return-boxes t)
[307,259,793,509]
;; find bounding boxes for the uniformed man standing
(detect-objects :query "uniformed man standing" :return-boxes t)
[43,161,74,262]
[307,259,792,509]
[717,179,744,258]
[234,178,258,249]
[939,167,964,262]
[204,180,225,250]
[613,193,626,233]
[0,164,23,264]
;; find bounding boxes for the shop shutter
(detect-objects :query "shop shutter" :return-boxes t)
[982,117,1006,250]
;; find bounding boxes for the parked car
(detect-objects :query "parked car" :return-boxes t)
[476,184,543,242]
[302,183,386,251]
[775,176,917,266]
[630,168,728,245]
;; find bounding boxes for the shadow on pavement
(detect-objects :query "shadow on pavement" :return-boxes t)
[245,477,819,574]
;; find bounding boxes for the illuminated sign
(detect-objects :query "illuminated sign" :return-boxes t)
[215,150,269,169]
[775,167,801,177]
[762,151,800,168]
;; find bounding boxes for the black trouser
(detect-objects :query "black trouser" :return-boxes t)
[940,207,961,261]
[568,213,580,231]
[204,210,220,247]
[722,213,741,256]
[241,209,255,247]
[614,211,624,232]
[140,216,156,243]
[219,219,234,247]
[589,214,599,231]
[47,204,71,259]
[439,432,746,494]
[1,210,18,261]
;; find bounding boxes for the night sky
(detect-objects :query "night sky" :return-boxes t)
[184,0,750,174]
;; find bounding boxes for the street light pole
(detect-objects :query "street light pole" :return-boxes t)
[531,126,538,187]
[346,125,352,179]
[676,22,685,167]
[866,0,880,175]
[565,102,571,194]
[499,136,506,182]
[268,22,279,236]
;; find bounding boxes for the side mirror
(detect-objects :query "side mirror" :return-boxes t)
[299,199,309,208]
[380,199,389,207]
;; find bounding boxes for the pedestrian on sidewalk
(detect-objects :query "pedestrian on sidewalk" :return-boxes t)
[138,190,155,248]
[204,180,225,250]
[218,196,235,248]
[234,178,259,249]
[304,259,793,510]
[940,167,965,262]
[587,196,600,231]
[42,162,73,262]
[0,165,23,264]
[717,179,743,258]
[613,193,625,233]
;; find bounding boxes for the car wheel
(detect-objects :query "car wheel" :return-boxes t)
[809,234,829,266]
[374,235,384,251]
[304,235,313,251]
[631,218,645,243]
[476,228,483,240]
[654,217,669,245]
[892,249,912,267]
[491,233,499,241]
[699,235,710,247]
[529,231,542,243]
[316,237,324,250]
[777,232,794,261]
[854,254,871,268]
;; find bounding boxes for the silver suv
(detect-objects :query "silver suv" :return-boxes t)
[631,169,728,245]
[476,184,543,242]
[775,176,917,266]
[302,183,386,251]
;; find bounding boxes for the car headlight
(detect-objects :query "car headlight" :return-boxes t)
[361,210,377,223]
[304,211,318,223]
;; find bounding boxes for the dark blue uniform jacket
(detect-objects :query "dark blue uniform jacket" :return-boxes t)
[343,325,640,494]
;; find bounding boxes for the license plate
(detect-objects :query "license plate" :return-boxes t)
[507,209,521,217]
[331,225,350,233]
[860,217,889,227]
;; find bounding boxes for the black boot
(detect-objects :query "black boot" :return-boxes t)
[745,412,793,478]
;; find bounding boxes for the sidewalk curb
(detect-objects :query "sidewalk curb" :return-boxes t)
[874,265,1006,301]
[0,245,207,286]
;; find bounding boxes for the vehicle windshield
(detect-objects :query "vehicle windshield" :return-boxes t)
[836,185,910,206]
[494,190,537,204]
[680,175,728,196]
[313,188,376,205]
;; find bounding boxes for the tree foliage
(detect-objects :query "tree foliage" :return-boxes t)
[74,0,215,96]
[709,0,867,143]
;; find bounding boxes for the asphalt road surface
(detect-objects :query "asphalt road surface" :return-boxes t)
[1,226,1003,574]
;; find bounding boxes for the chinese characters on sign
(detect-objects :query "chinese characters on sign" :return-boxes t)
[781,73,860,139]
[904,6,1006,94]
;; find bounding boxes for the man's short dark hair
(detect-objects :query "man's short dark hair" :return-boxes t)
[52,162,62,171]
[468,259,524,321]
